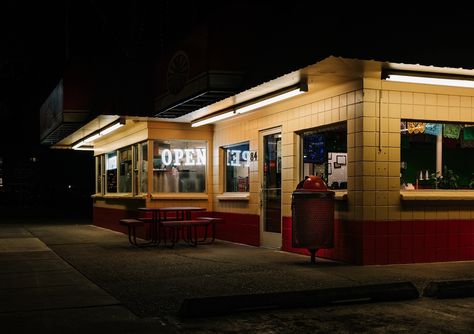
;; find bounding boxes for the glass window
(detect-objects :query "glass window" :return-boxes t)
[119,147,132,193]
[105,151,117,193]
[98,142,147,196]
[152,140,206,193]
[224,142,250,192]
[133,144,139,195]
[140,142,148,193]
[300,122,347,189]
[401,121,474,189]
[95,156,103,194]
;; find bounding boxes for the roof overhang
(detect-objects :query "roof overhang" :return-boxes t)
[168,57,377,124]
[154,71,243,118]
[163,56,474,126]
[52,115,123,149]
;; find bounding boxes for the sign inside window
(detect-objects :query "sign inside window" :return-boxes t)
[106,154,117,170]
[160,148,206,166]
[152,140,207,193]
[224,143,250,192]
[226,150,250,167]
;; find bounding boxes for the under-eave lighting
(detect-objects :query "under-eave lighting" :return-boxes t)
[385,73,474,88]
[235,83,308,114]
[72,145,94,151]
[191,110,236,127]
[191,83,307,127]
[72,118,125,150]
[99,121,124,135]
[82,132,101,143]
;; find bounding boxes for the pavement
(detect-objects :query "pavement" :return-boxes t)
[1,217,474,333]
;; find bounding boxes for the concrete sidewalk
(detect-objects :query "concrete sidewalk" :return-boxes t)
[1,219,474,333]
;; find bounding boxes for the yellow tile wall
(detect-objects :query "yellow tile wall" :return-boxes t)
[374,80,474,221]
[212,81,362,218]
[211,77,474,223]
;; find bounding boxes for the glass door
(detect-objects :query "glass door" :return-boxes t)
[260,127,282,248]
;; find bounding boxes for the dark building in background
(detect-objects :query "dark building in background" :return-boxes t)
[0,1,191,218]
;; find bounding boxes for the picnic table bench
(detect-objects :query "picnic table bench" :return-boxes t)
[161,217,224,247]
[120,206,223,247]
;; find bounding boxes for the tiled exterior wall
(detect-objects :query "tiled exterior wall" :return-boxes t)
[213,83,362,212]
[213,76,474,265]
[212,81,362,247]
[352,79,474,264]
[369,80,474,221]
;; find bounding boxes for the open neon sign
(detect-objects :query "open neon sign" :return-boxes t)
[161,148,206,166]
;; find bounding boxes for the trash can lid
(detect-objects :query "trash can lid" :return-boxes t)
[301,175,328,191]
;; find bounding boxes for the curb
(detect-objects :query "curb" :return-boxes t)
[423,279,474,299]
[179,281,419,317]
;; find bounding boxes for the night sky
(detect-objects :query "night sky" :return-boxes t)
[2,2,474,217]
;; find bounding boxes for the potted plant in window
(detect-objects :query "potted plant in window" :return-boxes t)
[430,165,459,189]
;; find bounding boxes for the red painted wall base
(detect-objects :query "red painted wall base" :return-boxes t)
[94,207,473,265]
[93,207,260,247]
[282,216,474,265]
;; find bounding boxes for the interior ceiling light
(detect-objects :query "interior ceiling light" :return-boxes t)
[191,82,308,127]
[72,118,125,150]
[384,71,474,88]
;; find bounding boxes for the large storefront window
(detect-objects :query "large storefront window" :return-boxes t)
[401,121,474,189]
[105,152,117,193]
[224,142,250,192]
[153,140,206,193]
[97,142,148,195]
[300,122,347,189]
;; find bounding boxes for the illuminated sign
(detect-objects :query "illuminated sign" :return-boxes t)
[106,154,117,170]
[227,150,250,167]
[161,148,206,166]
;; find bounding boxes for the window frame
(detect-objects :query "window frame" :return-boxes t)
[400,119,474,191]
[152,139,208,193]
[222,141,251,193]
[298,122,348,190]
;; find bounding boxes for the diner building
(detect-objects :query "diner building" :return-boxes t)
[42,55,474,265]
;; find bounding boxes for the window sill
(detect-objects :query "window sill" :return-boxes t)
[334,190,348,201]
[91,194,147,199]
[150,193,208,200]
[400,190,474,201]
[217,192,250,201]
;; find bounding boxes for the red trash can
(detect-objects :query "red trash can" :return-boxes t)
[292,175,335,263]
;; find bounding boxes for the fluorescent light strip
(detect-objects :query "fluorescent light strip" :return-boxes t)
[82,133,101,143]
[236,87,306,114]
[72,140,85,150]
[72,119,125,150]
[100,121,124,135]
[191,84,307,127]
[191,110,236,127]
[386,74,474,88]
[73,145,94,151]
